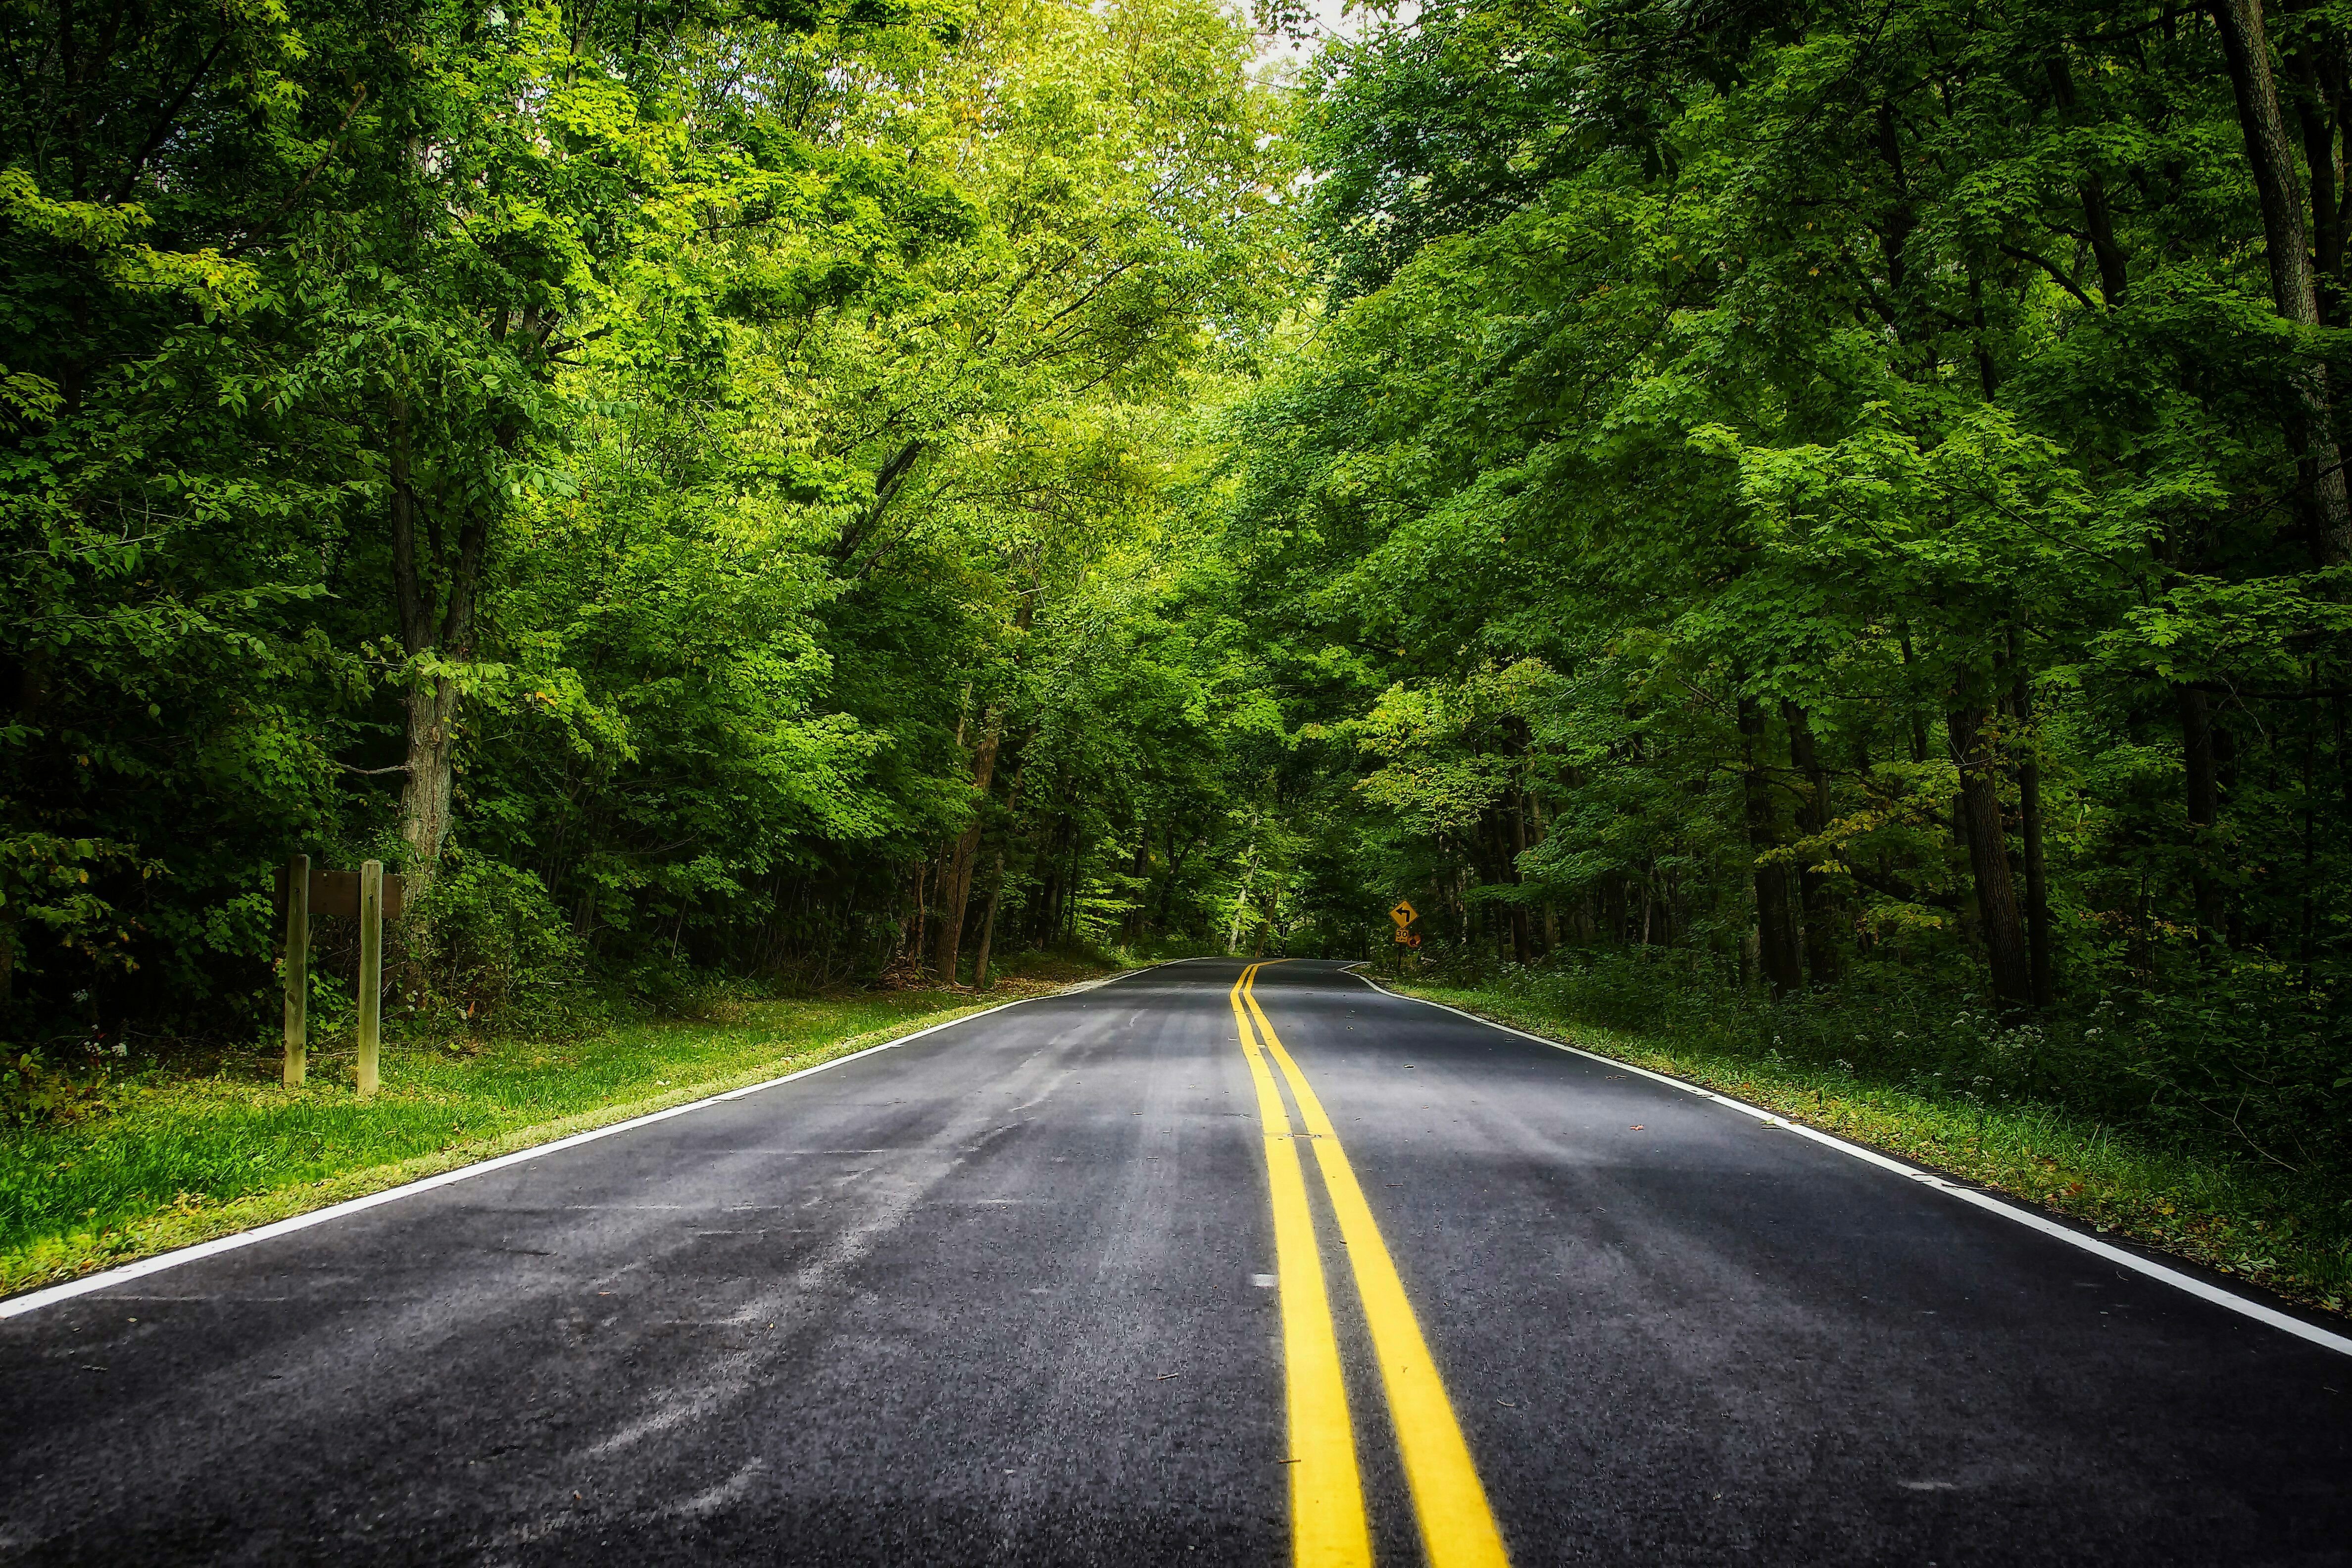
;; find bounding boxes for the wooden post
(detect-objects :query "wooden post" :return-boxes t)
[282,855,309,1087]
[356,859,383,1096]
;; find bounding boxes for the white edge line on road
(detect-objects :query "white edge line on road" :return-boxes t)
[1346,969,2352,1360]
[2,971,1167,1321]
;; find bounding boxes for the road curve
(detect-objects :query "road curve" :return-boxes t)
[1,958,2347,1565]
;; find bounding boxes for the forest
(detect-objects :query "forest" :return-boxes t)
[8,0,2352,1190]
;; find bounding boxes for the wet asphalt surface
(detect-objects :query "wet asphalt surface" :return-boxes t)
[1,957,2347,1565]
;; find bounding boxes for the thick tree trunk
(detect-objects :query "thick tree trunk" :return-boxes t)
[399,678,459,877]
[931,715,1002,982]
[1948,705,2034,1009]
[1738,695,1805,997]
[2177,685,2230,945]
[2214,0,2352,562]
[1252,879,1277,958]
[1781,701,1842,985]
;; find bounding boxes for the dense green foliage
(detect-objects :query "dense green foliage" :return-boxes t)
[11,0,2352,1191]
[1,0,1299,1066]
[1212,0,2352,1178]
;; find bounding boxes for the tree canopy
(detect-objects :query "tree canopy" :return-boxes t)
[9,0,2352,1168]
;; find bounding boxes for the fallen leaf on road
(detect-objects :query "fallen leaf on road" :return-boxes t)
[1630,1125,1645,1131]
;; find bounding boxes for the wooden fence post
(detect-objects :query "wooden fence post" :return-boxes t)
[282,855,309,1087]
[357,859,383,1097]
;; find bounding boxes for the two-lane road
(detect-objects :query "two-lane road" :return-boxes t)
[2,959,2347,1564]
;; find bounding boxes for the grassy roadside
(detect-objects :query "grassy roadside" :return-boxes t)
[1388,980,2352,1321]
[1,966,1112,1301]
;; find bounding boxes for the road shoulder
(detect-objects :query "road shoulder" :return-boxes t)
[1,972,1130,1310]
[1368,972,2352,1338]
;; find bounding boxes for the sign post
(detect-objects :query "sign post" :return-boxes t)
[356,860,383,1098]
[281,855,309,1087]
[1388,898,1421,966]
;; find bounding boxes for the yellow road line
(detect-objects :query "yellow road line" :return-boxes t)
[1244,968,1511,1568]
[1232,962,1372,1568]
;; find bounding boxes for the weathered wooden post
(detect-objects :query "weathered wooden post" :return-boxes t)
[282,854,309,1086]
[356,859,383,1097]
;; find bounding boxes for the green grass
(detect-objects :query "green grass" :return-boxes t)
[0,969,1109,1299]
[1392,980,2352,1321]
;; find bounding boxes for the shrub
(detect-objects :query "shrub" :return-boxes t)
[403,854,589,1034]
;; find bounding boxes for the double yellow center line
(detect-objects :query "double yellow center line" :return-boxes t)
[1230,961,1510,1568]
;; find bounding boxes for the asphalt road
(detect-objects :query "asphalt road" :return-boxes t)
[2,957,2348,1566]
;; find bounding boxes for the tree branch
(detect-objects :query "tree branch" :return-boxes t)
[1999,242,2100,310]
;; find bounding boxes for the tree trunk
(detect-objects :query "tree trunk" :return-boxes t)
[2213,0,2352,562]
[1738,695,1805,997]
[1157,825,1193,931]
[399,678,459,878]
[1781,700,1842,985]
[1506,789,1533,963]
[2010,665,2058,1007]
[2177,685,2230,945]
[1948,705,2034,1010]
[1527,792,1560,951]
[1225,838,1258,954]
[388,395,489,895]
[1252,878,1279,958]
[931,714,1002,982]
[2304,663,2323,982]
[1123,830,1151,944]
[1060,813,1084,939]
[2286,24,2344,320]
[972,854,1005,990]
[1030,815,1065,946]
[1598,873,1624,944]
[1898,625,1932,764]
[2047,55,2132,305]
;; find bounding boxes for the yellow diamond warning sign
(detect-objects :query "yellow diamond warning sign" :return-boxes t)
[1388,899,1418,928]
